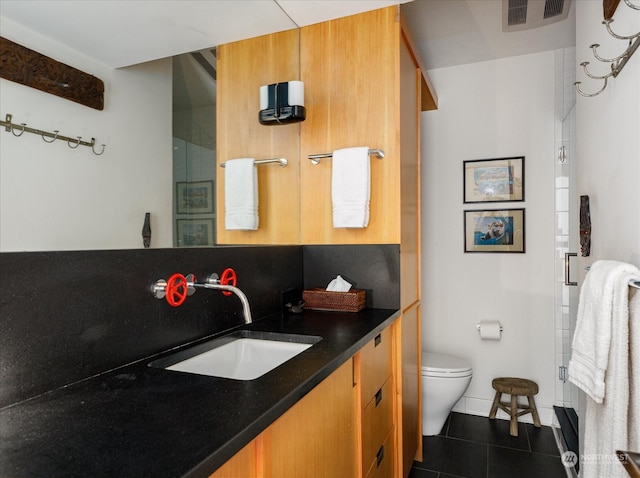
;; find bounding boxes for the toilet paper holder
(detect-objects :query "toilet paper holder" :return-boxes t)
[476,323,503,332]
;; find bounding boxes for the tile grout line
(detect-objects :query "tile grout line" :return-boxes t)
[486,440,490,478]
[525,422,532,453]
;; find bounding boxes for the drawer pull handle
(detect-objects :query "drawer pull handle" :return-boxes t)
[376,445,385,467]
[374,334,382,347]
[375,388,383,406]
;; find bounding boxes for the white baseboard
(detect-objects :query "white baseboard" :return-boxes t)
[451,395,556,426]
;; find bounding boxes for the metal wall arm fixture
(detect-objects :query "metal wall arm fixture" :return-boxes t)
[575,0,640,97]
[0,113,106,155]
[219,157,287,168]
[308,149,385,165]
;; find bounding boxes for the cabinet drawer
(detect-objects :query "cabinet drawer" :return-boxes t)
[362,376,394,471]
[365,428,395,478]
[360,327,392,407]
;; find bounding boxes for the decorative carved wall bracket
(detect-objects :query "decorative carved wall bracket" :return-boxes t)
[580,195,591,257]
[0,36,104,110]
[604,0,621,19]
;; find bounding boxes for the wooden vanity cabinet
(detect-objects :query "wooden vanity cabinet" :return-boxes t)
[208,322,400,478]
[263,358,358,477]
[357,327,395,477]
[208,440,256,478]
[209,358,358,478]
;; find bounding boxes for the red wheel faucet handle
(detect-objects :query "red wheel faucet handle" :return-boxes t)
[166,273,189,307]
[220,268,237,297]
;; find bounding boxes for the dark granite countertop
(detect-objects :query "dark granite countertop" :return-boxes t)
[0,308,399,478]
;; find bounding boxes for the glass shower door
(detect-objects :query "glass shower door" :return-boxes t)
[555,105,580,411]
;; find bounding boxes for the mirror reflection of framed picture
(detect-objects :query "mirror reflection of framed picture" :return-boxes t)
[463,157,524,203]
[464,208,525,253]
[176,181,214,214]
[176,219,215,247]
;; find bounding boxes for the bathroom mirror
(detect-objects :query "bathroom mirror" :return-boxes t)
[1,1,403,252]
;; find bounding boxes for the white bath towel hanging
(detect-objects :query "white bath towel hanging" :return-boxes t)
[331,146,370,228]
[628,288,640,453]
[568,260,640,478]
[224,158,259,230]
[568,260,638,401]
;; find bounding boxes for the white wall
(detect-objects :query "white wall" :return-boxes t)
[421,52,558,424]
[575,1,640,270]
[0,18,173,251]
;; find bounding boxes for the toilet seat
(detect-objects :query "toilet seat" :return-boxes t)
[422,352,472,378]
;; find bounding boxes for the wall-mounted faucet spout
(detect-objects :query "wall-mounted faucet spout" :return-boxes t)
[194,275,253,324]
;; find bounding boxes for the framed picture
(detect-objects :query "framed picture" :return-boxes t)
[464,209,525,253]
[463,157,524,203]
[176,181,214,214]
[176,218,215,247]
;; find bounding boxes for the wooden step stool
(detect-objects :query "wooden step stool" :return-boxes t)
[489,377,541,436]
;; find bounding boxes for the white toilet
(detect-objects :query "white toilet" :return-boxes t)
[421,352,473,436]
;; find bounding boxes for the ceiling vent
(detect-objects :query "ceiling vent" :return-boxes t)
[503,0,571,32]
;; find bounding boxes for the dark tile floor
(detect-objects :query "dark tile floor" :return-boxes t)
[409,412,569,478]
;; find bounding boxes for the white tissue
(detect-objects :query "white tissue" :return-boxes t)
[326,275,352,292]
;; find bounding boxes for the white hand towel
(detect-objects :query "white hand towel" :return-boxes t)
[332,147,370,228]
[224,158,259,230]
[568,260,639,402]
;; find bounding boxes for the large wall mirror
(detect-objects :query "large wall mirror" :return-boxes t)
[0,5,298,252]
[1,1,401,252]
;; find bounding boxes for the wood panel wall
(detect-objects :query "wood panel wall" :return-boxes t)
[216,29,301,244]
[299,7,401,244]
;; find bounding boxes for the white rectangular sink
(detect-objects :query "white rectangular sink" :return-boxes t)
[150,331,321,380]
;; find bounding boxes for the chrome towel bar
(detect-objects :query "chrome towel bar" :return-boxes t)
[219,158,287,168]
[308,148,385,165]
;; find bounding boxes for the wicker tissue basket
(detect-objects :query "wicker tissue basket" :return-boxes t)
[302,288,366,312]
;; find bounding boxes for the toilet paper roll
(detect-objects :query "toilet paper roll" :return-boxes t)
[478,320,502,340]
